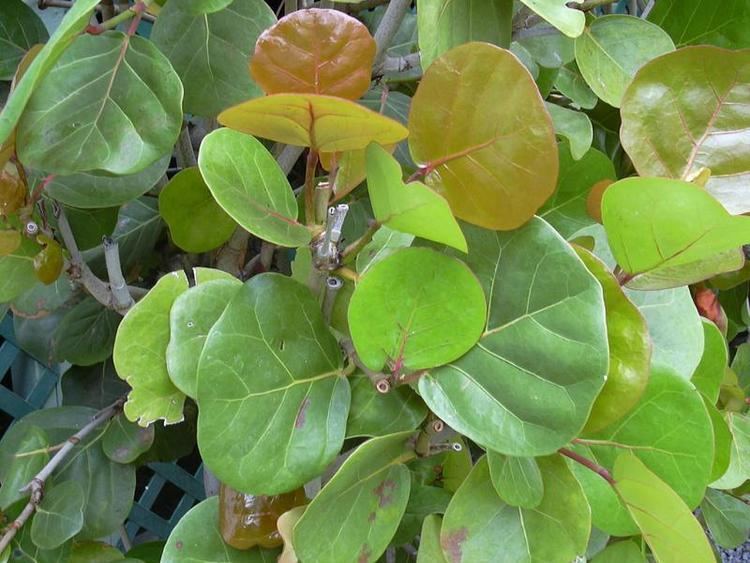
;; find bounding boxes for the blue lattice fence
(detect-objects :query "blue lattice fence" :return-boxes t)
[0,313,204,542]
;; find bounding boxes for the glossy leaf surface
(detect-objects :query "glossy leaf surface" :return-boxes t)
[17,32,183,175]
[197,274,349,494]
[408,42,558,230]
[251,8,375,100]
[486,452,544,509]
[198,128,309,247]
[419,218,608,456]
[348,247,485,372]
[519,0,585,38]
[346,375,427,438]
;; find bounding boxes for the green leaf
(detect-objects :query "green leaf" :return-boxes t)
[613,452,714,563]
[0,0,48,80]
[346,375,428,438]
[69,541,126,562]
[0,234,40,303]
[125,541,165,563]
[705,397,732,482]
[417,0,513,69]
[161,497,279,562]
[61,205,118,251]
[0,407,135,539]
[348,247,486,372]
[44,154,170,209]
[0,0,99,144]
[591,540,645,563]
[293,432,414,563]
[54,298,120,366]
[701,488,750,549]
[580,368,714,532]
[102,414,155,464]
[113,271,189,426]
[574,247,650,433]
[159,167,236,253]
[17,32,183,175]
[198,128,310,247]
[0,426,48,510]
[30,481,85,550]
[516,30,575,68]
[409,42,558,230]
[624,286,704,380]
[359,87,414,170]
[11,274,74,320]
[538,141,615,239]
[620,46,750,215]
[486,452,543,508]
[440,455,589,563]
[356,226,413,275]
[574,15,674,107]
[417,515,448,563]
[151,0,274,117]
[545,102,592,160]
[419,218,608,456]
[197,273,349,494]
[62,360,130,409]
[167,278,242,398]
[554,64,598,110]
[647,0,749,47]
[10,523,71,563]
[519,0,584,38]
[602,178,750,284]
[365,143,467,252]
[712,413,750,490]
[692,319,728,403]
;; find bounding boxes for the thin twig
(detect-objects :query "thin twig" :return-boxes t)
[372,0,411,66]
[341,339,390,393]
[0,399,124,554]
[559,447,615,485]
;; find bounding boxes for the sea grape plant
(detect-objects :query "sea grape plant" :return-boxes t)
[0,0,749,562]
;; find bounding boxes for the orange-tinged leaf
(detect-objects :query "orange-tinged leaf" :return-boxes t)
[0,170,26,216]
[0,229,20,256]
[33,235,63,285]
[409,42,558,230]
[586,179,613,223]
[218,93,408,152]
[251,8,375,100]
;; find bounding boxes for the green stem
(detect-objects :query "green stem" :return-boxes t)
[342,221,379,264]
[498,0,514,49]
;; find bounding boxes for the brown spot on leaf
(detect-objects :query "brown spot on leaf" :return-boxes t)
[373,479,396,507]
[295,397,311,429]
[441,527,468,563]
[368,511,376,523]
[358,544,371,563]
[175,540,183,550]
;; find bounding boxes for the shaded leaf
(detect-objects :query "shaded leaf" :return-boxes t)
[647,0,750,47]
[417,514,448,563]
[554,64,598,109]
[55,298,120,366]
[408,42,557,230]
[62,360,130,409]
[545,102,592,160]
[705,397,732,482]
[0,426,48,510]
[701,488,750,549]
[591,540,645,563]
[30,481,84,550]
[356,226,413,275]
[17,32,183,175]
[692,319,728,403]
[12,273,74,319]
[712,413,750,490]
[519,0,585,38]
[486,452,543,509]
[0,0,48,80]
[102,414,155,464]
[0,232,40,303]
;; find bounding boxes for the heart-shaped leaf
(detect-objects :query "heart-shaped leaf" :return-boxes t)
[113,271,189,426]
[218,93,408,152]
[603,177,750,286]
[346,375,428,438]
[30,481,85,550]
[198,128,310,247]
[486,452,544,509]
[17,31,183,175]
[151,0,275,117]
[293,432,414,563]
[366,143,466,252]
[197,273,349,494]
[159,167,237,253]
[251,8,375,100]
[613,452,714,563]
[519,0,585,38]
[408,42,558,230]
[348,247,486,373]
[167,278,242,399]
[574,247,650,433]
[441,455,589,563]
[0,0,48,80]
[620,46,750,214]
[574,15,674,107]
[419,218,608,456]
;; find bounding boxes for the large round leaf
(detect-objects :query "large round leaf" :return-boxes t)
[419,218,608,456]
[151,0,275,117]
[251,8,375,100]
[198,128,310,247]
[647,0,749,48]
[167,278,242,398]
[440,455,589,563]
[602,177,750,285]
[161,497,279,562]
[408,42,558,230]
[348,247,486,373]
[620,46,750,214]
[574,15,674,108]
[575,248,650,433]
[17,32,183,175]
[293,432,414,563]
[0,0,48,80]
[44,154,170,208]
[113,271,189,426]
[197,273,349,494]
[159,167,237,253]
[218,93,408,152]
